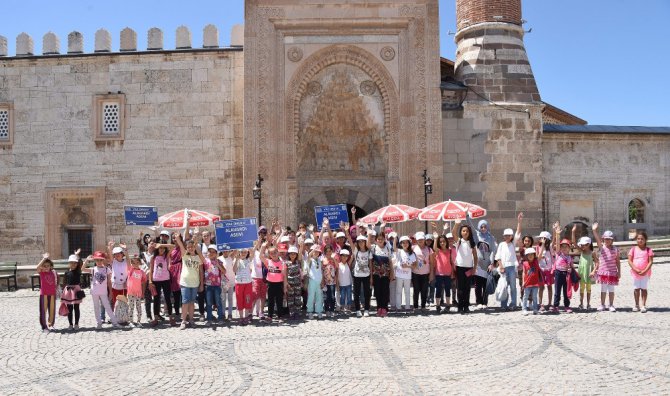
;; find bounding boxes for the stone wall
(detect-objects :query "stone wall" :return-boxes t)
[542,132,670,239]
[0,43,244,264]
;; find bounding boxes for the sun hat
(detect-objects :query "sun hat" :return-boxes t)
[399,236,411,243]
[112,247,123,255]
[335,232,346,238]
[339,249,350,256]
[388,232,397,239]
[280,236,290,243]
[602,231,615,239]
[304,238,315,244]
[288,246,299,254]
[207,244,218,252]
[425,234,434,240]
[538,231,552,240]
[356,235,367,241]
[258,226,267,233]
[277,243,289,252]
[524,247,536,256]
[503,228,514,236]
[68,254,79,263]
[559,239,571,246]
[369,230,377,236]
[160,230,170,237]
[92,251,106,260]
[310,245,322,253]
[578,237,592,247]
[414,232,425,240]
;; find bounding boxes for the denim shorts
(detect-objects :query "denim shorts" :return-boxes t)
[181,287,198,304]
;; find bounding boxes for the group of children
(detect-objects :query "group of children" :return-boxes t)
[36,212,656,332]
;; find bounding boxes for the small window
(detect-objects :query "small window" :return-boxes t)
[628,198,645,223]
[92,94,125,142]
[0,102,14,147]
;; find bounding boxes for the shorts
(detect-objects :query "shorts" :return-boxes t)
[579,282,591,293]
[181,287,198,304]
[633,276,649,290]
[252,278,267,301]
[600,284,616,293]
[236,282,253,310]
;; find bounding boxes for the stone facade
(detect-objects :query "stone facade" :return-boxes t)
[0,33,244,264]
[244,0,442,229]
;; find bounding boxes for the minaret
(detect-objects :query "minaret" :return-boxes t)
[450,0,544,234]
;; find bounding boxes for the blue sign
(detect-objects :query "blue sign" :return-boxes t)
[314,204,349,231]
[215,217,259,251]
[124,206,158,226]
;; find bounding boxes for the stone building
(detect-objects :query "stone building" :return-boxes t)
[0,0,668,274]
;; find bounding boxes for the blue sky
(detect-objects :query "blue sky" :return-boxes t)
[3,0,669,126]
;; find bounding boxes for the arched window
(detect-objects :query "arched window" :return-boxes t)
[628,199,645,223]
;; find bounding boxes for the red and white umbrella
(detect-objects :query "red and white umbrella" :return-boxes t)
[418,200,487,221]
[158,208,221,229]
[360,204,421,224]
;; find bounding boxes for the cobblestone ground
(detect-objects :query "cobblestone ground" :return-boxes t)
[1,259,668,395]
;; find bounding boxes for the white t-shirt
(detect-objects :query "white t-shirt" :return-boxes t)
[251,251,264,279]
[304,258,322,282]
[456,239,475,268]
[353,249,372,277]
[337,262,352,286]
[111,259,128,290]
[234,258,253,284]
[538,247,553,270]
[495,241,518,268]
[394,250,416,280]
[91,266,111,296]
[220,256,235,286]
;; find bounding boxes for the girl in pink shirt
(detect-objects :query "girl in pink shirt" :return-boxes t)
[36,253,58,332]
[126,256,147,327]
[591,223,621,312]
[627,231,654,313]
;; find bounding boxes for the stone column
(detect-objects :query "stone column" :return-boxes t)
[176,26,192,49]
[16,33,34,56]
[203,24,219,48]
[120,28,137,51]
[0,36,6,56]
[147,28,163,50]
[95,29,112,52]
[42,32,60,54]
[68,31,84,53]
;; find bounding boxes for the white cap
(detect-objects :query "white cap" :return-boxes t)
[160,230,170,236]
[339,249,350,255]
[425,233,434,240]
[112,247,123,254]
[446,233,453,239]
[539,231,552,240]
[524,247,536,256]
[578,237,592,246]
[335,232,346,238]
[414,232,425,240]
[279,236,290,243]
[304,238,315,244]
[503,228,514,236]
[207,244,218,252]
[356,235,367,241]
[68,255,79,263]
[287,246,299,254]
[369,230,377,236]
[602,231,615,239]
[399,236,411,243]
[388,232,397,239]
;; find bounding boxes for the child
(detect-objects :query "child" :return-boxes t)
[114,295,130,325]
[304,246,324,319]
[204,245,225,325]
[233,249,254,324]
[286,246,304,319]
[337,249,353,314]
[219,250,235,320]
[521,248,541,315]
[591,223,620,312]
[434,235,455,313]
[322,245,338,318]
[394,237,416,312]
[174,233,205,330]
[258,242,288,322]
[475,241,493,309]
[551,222,573,313]
[573,227,596,310]
[149,243,176,327]
[628,231,653,313]
[61,250,83,331]
[107,242,129,310]
[84,251,120,329]
[495,213,523,311]
[127,255,147,327]
[36,253,58,332]
[536,231,554,311]
[451,220,478,314]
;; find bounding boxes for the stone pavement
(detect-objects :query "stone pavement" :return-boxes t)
[1,259,669,395]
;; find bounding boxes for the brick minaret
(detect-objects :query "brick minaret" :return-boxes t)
[449,0,544,235]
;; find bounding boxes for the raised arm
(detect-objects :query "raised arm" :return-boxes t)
[591,222,602,250]
[36,253,49,272]
[175,233,186,254]
[451,219,461,242]
[515,212,524,246]
[552,221,561,253]
[571,224,578,246]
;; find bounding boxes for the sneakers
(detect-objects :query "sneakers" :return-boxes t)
[96,323,102,329]
[42,328,50,334]
[364,310,370,317]
[565,308,573,314]
[74,325,79,330]
[112,323,120,328]
[578,304,584,310]
[206,320,212,326]
[532,310,539,315]
[68,325,74,330]
[586,305,592,311]
[318,313,324,319]
[179,322,187,330]
[609,306,616,312]
[632,306,640,312]
[597,305,605,312]
[539,306,546,312]
[310,313,317,319]
[522,310,530,316]
[357,311,362,318]
[189,320,196,327]
[641,306,647,313]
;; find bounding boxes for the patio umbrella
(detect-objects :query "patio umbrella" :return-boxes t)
[418,200,487,221]
[158,208,221,229]
[360,204,421,224]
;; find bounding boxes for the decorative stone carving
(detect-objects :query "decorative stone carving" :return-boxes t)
[230,24,244,47]
[379,46,395,61]
[16,33,34,56]
[203,24,219,48]
[306,81,322,96]
[0,36,6,56]
[287,46,303,62]
[360,80,377,96]
[120,28,137,51]
[94,29,112,52]
[42,32,60,54]
[147,28,163,50]
[176,26,191,49]
[68,31,84,53]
